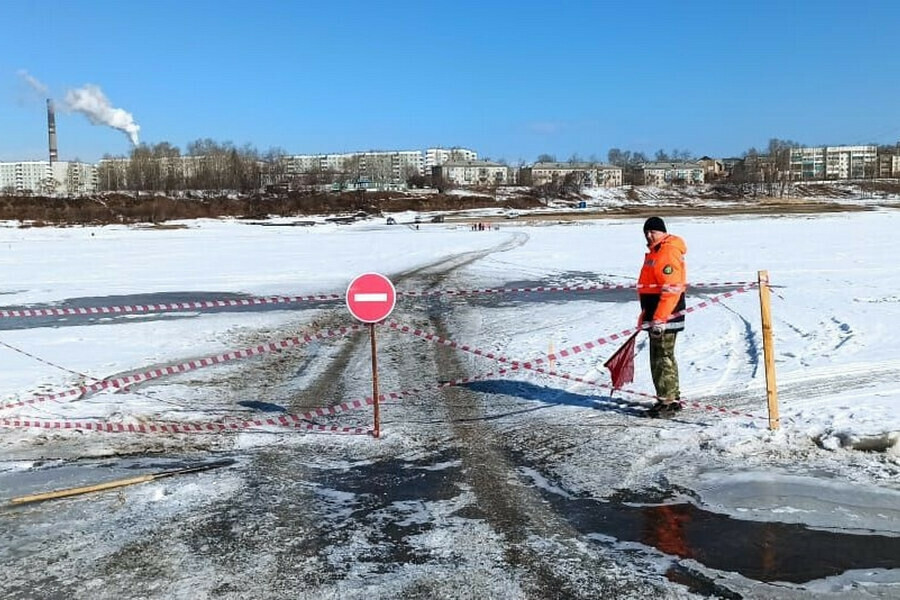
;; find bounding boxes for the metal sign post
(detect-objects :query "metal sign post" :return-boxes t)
[346,273,396,438]
[369,323,380,438]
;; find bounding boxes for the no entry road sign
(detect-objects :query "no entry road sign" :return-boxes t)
[346,272,396,323]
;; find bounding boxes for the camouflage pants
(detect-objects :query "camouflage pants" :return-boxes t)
[649,331,680,401]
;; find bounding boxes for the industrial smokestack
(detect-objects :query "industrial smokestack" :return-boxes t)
[47,99,58,164]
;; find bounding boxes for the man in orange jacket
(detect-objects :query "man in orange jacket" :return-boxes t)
[638,216,687,417]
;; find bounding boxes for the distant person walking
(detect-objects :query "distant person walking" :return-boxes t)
[637,216,687,417]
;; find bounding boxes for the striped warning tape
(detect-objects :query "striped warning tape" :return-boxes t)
[0,324,364,413]
[0,415,369,435]
[548,285,756,365]
[397,281,754,298]
[0,294,342,319]
[0,367,530,436]
[0,281,756,319]
[0,284,763,430]
[0,394,377,435]
[386,285,765,421]
[389,325,764,421]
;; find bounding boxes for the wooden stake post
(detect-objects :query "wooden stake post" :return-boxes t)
[758,270,780,430]
[9,460,234,506]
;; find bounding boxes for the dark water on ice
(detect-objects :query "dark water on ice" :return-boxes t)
[544,488,900,584]
[340,452,900,586]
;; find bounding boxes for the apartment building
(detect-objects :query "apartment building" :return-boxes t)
[0,160,98,195]
[62,161,99,195]
[697,156,725,179]
[638,162,705,185]
[877,154,900,178]
[432,160,509,187]
[789,145,878,180]
[281,150,424,187]
[519,162,623,188]
[424,147,478,175]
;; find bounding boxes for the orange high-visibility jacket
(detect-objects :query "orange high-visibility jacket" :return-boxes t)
[638,233,687,330]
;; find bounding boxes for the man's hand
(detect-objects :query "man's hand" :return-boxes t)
[649,323,665,338]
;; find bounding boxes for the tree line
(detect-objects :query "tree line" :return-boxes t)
[95,137,899,195]
[97,139,283,194]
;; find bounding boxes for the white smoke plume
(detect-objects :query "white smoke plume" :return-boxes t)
[17,69,49,96]
[64,84,141,146]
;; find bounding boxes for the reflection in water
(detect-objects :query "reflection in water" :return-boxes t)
[556,490,900,583]
[325,453,900,585]
[642,504,693,560]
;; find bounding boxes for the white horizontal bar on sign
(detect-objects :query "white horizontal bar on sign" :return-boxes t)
[354,293,388,302]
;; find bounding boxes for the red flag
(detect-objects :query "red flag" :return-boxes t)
[603,332,638,390]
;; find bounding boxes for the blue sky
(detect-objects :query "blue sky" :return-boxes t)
[2,0,898,164]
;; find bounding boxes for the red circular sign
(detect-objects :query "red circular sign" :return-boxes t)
[345,272,396,323]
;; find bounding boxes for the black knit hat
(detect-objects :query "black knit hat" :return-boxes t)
[643,216,666,233]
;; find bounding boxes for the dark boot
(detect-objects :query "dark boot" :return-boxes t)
[647,399,682,418]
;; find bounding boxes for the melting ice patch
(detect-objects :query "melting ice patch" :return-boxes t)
[691,470,900,536]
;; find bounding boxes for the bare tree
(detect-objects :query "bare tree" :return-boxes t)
[151,142,181,193]
[128,144,154,192]
[365,154,393,188]
[97,153,125,191]
[607,148,628,166]
[262,147,287,190]
[342,155,363,188]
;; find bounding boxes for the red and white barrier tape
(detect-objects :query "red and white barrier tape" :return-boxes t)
[1,284,763,432]
[0,339,91,381]
[0,415,369,435]
[398,281,754,298]
[0,366,533,436]
[0,393,379,435]
[0,281,756,319]
[546,285,756,365]
[390,325,763,421]
[0,294,342,319]
[386,285,764,421]
[1,324,364,413]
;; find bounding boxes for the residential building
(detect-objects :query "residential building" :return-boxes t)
[789,147,825,180]
[280,150,425,189]
[432,160,509,187]
[876,153,900,178]
[62,161,99,195]
[0,160,98,195]
[697,156,725,180]
[519,162,623,188]
[424,147,478,175]
[637,162,705,185]
[96,157,131,190]
[789,145,878,180]
[742,154,778,182]
[720,157,744,178]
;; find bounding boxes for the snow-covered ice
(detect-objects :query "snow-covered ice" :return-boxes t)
[2,207,900,597]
